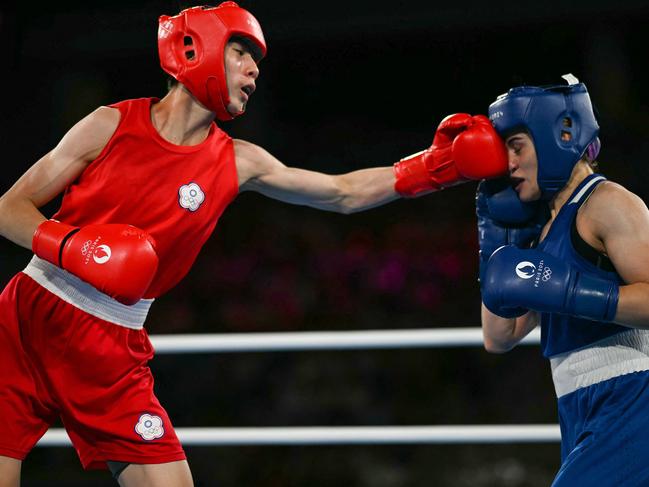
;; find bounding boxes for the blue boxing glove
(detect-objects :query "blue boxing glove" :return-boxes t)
[476,178,549,282]
[481,245,619,322]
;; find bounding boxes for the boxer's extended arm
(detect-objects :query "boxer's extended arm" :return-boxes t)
[235,139,398,214]
[585,182,649,328]
[0,106,120,248]
[235,113,508,213]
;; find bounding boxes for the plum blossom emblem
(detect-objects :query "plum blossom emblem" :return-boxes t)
[178,182,205,212]
[135,413,164,441]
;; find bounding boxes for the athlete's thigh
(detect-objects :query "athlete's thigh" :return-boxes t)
[0,456,21,487]
[118,460,194,487]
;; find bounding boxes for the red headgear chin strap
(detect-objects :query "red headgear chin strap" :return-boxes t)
[158,2,267,121]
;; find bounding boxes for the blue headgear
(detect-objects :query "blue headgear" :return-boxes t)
[488,74,600,199]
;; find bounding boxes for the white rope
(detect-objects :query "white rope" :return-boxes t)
[150,327,541,353]
[37,424,559,447]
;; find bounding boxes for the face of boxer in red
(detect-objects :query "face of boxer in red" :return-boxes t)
[505,132,542,202]
[224,38,260,118]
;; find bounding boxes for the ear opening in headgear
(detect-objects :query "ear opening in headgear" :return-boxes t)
[183,36,195,60]
[561,117,573,142]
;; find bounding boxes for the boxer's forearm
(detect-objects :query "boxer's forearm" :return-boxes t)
[614,283,649,328]
[0,193,45,250]
[481,304,538,353]
[331,166,399,214]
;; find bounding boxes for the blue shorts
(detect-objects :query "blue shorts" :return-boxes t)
[552,370,649,486]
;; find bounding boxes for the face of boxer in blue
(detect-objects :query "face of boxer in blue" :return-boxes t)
[503,132,542,202]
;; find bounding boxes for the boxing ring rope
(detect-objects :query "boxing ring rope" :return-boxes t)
[150,326,541,353]
[37,327,558,447]
[39,425,560,447]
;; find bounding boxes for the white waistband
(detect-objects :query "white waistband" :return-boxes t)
[23,256,153,329]
[550,329,649,398]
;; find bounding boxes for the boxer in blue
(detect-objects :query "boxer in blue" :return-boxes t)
[478,74,649,486]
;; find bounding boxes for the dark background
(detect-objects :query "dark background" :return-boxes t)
[2,1,649,485]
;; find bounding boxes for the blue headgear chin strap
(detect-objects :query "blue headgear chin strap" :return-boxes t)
[488,74,600,199]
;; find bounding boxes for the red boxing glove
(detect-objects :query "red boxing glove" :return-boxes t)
[32,220,159,305]
[393,113,508,197]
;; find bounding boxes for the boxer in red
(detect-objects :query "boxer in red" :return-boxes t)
[0,3,508,486]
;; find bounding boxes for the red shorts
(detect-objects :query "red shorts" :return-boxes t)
[0,272,185,470]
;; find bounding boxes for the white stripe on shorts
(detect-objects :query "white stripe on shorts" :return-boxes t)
[22,255,153,329]
[550,328,649,398]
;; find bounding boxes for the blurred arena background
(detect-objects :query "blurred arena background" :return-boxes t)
[2,0,649,485]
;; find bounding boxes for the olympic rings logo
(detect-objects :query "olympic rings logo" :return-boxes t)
[80,240,92,255]
[542,268,552,281]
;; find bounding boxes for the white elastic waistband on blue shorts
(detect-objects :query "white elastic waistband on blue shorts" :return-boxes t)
[550,328,649,398]
[22,255,153,329]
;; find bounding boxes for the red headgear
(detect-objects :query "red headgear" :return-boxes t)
[158,2,267,121]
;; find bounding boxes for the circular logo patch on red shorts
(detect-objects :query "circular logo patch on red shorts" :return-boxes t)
[135,413,165,441]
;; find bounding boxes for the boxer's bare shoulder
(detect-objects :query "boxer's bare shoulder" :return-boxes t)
[53,106,122,163]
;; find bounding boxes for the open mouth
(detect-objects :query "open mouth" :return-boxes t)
[510,177,525,190]
[241,85,254,96]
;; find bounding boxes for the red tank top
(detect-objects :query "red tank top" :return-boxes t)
[52,98,238,298]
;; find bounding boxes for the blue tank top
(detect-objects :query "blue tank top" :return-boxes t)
[536,174,626,357]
